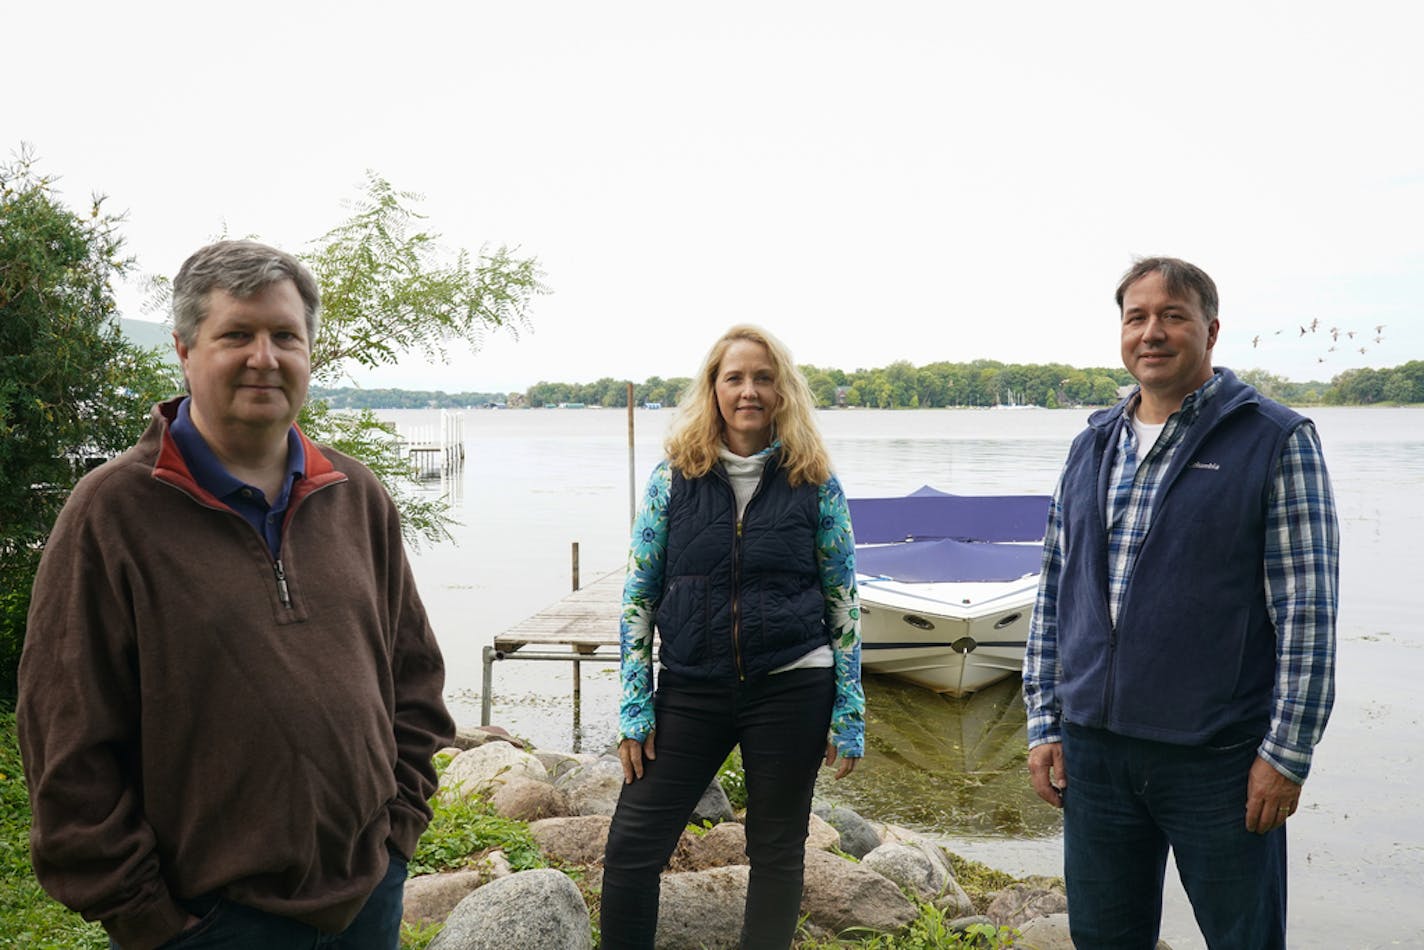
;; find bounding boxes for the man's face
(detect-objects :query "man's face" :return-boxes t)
[175,280,311,449]
[1120,270,1218,409]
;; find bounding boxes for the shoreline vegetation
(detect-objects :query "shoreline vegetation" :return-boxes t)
[312,358,1423,411]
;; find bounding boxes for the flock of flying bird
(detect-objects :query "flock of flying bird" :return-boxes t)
[1250,318,1387,364]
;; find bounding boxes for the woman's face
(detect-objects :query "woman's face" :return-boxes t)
[714,339,779,456]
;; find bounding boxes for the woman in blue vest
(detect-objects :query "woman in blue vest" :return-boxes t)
[600,324,865,949]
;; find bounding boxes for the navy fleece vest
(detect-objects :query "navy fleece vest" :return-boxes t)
[656,457,827,682]
[1056,370,1306,744]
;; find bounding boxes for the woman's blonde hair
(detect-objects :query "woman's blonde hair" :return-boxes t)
[665,324,831,486]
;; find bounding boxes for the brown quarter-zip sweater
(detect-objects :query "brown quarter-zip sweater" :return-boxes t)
[17,399,455,949]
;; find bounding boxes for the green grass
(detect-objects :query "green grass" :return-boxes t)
[0,711,107,949]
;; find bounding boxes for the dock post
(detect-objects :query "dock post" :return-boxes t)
[481,645,495,726]
[570,541,582,747]
[572,656,583,752]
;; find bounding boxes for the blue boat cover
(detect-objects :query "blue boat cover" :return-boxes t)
[848,486,1051,544]
[856,538,1043,583]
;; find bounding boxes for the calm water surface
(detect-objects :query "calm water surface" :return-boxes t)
[383,405,1423,949]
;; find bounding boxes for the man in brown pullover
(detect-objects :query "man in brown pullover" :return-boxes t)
[17,240,456,949]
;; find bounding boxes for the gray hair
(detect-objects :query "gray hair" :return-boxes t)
[171,240,321,346]
[1115,256,1219,323]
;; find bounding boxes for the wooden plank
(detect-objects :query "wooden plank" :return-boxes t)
[494,569,626,653]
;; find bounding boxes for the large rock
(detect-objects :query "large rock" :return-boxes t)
[403,851,516,926]
[489,776,573,821]
[1015,914,1173,950]
[879,823,956,883]
[800,848,917,935]
[932,879,976,919]
[534,749,592,780]
[553,755,627,817]
[439,742,548,798]
[689,779,735,825]
[805,813,840,852]
[428,868,591,950]
[402,869,485,927]
[452,725,527,750]
[861,842,948,902]
[528,815,612,866]
[821,805,881,858]
[669,821,748,871]
[653,866,750,950]
[985,882,1068,929]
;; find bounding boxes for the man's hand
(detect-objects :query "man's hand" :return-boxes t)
[1244,754,1302,834]
[1028,741,1067,808]
[824,743,859,780]
[618,732,656,784]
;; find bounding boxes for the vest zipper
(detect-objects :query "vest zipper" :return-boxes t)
[731,520,745,681]
[726,459,775,683]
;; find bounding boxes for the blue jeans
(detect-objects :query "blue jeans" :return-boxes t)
[600,667,835,950]
[1061,722,1287,949]
[117,847,408,950]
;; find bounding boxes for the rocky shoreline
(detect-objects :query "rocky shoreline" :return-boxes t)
[401,727,1154,950]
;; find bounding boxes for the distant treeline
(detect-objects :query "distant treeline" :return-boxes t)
[313,359,1424,410]
[311,386,510,409]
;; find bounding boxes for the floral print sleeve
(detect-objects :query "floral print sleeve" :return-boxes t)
[619,460,671,742]
[818,474,865,758]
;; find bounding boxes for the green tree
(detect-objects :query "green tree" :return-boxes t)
[0,149,175,698]
[294,174,546,543]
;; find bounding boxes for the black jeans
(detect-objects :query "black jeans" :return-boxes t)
[600,666,835,950]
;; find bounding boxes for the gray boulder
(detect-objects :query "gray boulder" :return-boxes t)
[528,815,612,866]
[553,755,627,816]
[861,842,948,902]
[533,749,592,780]
[428,868,591,950]
[439,743,547,799]
[451,725,526,750]
[489,776,573,821]
[800,848,918,934]
[821,805,881,858]
[805,812,840,852]
[669,821,748,871]
[402,869,485,928]
[690,778,735,825]
[1015,914,1173,950]
[985,882,1069,929]
[652,866,750,949]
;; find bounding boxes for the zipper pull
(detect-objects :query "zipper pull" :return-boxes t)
[273,558,292,607]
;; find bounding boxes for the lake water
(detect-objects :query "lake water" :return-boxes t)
[381,405,1423,949]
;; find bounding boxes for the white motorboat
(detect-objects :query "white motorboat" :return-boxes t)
[849,486,1050,697]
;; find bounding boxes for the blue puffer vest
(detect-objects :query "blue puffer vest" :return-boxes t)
[1056,370,1307,744]
[656,455,828,682]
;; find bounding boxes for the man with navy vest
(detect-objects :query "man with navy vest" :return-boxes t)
[1024,257,1338,948]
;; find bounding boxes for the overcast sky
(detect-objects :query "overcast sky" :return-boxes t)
[6,1,1420,391]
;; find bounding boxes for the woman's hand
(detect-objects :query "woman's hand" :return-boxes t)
[618,731,657,783]
[824,742,859,780]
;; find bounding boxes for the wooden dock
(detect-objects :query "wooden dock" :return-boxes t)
[481,567,656,732]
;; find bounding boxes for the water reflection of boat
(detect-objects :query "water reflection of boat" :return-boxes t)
[819,673,1060,838]
[849,486,1050,697]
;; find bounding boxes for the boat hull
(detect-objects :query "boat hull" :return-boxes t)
[857,574,1035,697]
